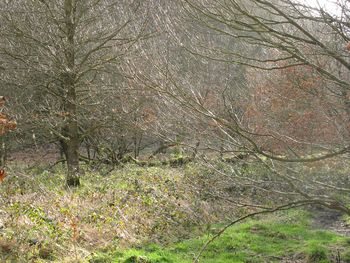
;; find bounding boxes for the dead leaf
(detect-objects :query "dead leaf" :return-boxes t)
[0,170,7,183]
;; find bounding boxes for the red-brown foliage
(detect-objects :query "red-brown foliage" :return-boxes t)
[0,97,16,136]
[0,96,16,183]
[245,65,345,153]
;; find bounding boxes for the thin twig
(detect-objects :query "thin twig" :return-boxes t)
[194,200,314,262]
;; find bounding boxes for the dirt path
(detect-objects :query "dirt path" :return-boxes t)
[311,208,350,237]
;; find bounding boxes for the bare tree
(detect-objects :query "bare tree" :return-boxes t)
[138,0,350,216]
[0,0,151,186]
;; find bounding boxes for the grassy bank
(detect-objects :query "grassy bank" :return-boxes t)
[0,164,232,261]
[91,210,350,263]
[0,164,349,262]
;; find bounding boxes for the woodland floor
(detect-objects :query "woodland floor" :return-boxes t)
[0,155,349,262]
[311,208,350,238]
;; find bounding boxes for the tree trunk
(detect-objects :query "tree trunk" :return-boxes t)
[63,0,80,187]
[61,84,80,187]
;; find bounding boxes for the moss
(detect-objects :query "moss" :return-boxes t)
[169,156,192,167]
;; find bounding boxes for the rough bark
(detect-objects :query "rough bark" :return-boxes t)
[63,0,80,187]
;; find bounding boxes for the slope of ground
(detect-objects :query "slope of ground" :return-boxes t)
[91,210,350,263]
[0,163,349,262]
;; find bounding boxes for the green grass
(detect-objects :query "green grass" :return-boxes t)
[3,163,349,262]
[90,210,349,263]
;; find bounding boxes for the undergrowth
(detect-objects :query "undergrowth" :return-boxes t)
[0,163,235,261]
[0,163,349,262]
